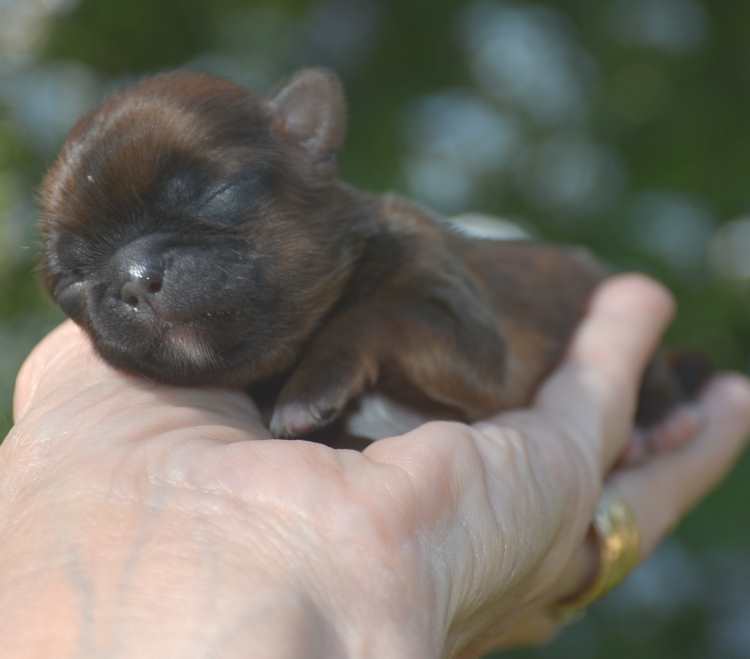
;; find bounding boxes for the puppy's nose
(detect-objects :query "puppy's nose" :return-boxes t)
[111,236,169,313]
[120,268,163,310]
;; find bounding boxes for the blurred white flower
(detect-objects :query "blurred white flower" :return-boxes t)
[630,191,715,271]
[608,540,704,616]
[296,0,380,72]
[0,0,78,68]
[404,156,474,211]
[0,63,99,155]
[518,134,626,217]
[708,216,750,281]
[704,550,750,659]
[609,0,709,54]
[461,1,596,125]
[712,611,750,659]
[407,92,520,172]
[404,91,520,210]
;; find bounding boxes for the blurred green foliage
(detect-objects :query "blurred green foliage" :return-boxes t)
[1,0,749,656]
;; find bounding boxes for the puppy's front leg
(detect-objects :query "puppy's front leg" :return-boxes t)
[269,310,380,438]
[270,279,509,438]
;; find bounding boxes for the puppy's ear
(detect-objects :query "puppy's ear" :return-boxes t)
[269,69,347,177]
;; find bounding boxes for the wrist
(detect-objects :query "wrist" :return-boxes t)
[0,481,443,659]
[0,487,342,658]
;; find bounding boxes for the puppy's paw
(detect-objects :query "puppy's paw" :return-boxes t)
[270,354,376,438]
[270,398,343,438]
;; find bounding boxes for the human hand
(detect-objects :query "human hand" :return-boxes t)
[2,275,749,658]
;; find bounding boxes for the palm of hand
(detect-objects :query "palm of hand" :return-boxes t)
[4,322,597,657]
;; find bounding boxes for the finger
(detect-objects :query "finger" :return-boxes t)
[535,274,675,469]
[607,373,750,558]
[11,321,265,443]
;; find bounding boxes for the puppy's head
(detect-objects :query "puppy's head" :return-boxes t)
[39,69,361,385]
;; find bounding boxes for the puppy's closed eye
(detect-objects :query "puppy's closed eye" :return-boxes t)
[196,173,269,226]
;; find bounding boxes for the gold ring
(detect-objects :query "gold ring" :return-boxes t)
[553,496,641,623]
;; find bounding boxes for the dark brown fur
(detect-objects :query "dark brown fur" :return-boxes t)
[39,69,705,442]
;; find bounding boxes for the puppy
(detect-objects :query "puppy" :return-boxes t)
[38,69,706,443]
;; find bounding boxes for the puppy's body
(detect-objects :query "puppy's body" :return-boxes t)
[39,70,699,442]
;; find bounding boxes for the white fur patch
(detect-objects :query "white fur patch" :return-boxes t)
[164,326,216,369]
[449,213,531,241]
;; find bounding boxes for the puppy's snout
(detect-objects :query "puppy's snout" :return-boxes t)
[111,238,166,312]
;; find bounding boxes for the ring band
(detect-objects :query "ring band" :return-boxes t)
[554,496,641,623]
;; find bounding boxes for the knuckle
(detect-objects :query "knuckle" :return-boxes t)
[402,420,480,471]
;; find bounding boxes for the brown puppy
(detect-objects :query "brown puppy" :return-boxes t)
[38,69,705,442]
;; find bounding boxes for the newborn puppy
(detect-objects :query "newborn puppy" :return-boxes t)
[39,69,706,442]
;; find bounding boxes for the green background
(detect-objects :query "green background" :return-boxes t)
[1,1,749,656]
